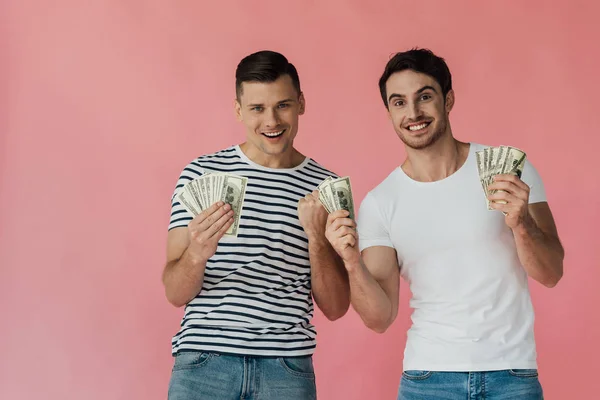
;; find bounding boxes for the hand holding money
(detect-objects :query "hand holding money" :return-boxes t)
[186,202,235,263]
[317,176,355,220]
[475,145,527,211]
[316,176,359,263]
[177,172,248,237]
[298,190,328,239]
[325,210,360,265]
[487,174,531,229]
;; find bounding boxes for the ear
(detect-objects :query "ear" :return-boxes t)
[234,98,242,121]
[445,90,455,113]
[298,92,306,115]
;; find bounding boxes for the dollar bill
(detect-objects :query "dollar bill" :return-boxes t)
[177,172,248,237]
[328,177,355,220]
[318,176,334,213]
[177,188,200,217]
[317,176,355,220]
[218,174,248,237]
[477,145,527,211]
[199,176,212,208]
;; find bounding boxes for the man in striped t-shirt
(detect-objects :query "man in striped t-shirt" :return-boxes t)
[163,50,350,400]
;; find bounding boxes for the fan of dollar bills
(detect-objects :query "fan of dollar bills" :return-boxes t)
[475,145,526,210]
[318,176,355,220]
[177,172,248,237]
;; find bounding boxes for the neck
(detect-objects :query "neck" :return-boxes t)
[239,142,304,169]
[402,134,469,182]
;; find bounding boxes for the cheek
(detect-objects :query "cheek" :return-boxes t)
[390,112,404,127]
[243,117,261,131]
[282,112,299,129]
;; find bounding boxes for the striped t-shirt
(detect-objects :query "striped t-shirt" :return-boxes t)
[168,145,337,357]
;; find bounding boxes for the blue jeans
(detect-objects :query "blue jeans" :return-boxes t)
[167,351,316,400]
[398,370,543,399]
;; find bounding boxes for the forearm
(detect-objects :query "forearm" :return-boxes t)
[163,248,208,307]
[346,258,394,333]
[309,236,350,321]
[513,215,564,287]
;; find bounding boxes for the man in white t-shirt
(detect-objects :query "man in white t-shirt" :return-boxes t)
[324,48,564,399]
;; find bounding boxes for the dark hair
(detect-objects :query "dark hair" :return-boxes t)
[378,48,452,108]
[235,50,301,100]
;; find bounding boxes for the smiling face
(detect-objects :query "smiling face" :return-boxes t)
[235,74,305,159]
[386,69,454,150]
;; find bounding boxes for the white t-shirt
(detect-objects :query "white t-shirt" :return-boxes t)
[357,142,546,372]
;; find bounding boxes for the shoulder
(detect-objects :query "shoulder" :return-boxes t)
[370,168,403,199]
[303,157,339,179]
[179,146,240,173]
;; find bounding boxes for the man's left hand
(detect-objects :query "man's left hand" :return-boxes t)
[487,174,531,229]
[298,190,328,239]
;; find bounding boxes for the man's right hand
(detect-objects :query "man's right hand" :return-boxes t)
[325,210,360,266]
[186,201,234,264]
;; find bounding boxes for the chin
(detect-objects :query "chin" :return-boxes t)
[401,132,443,150]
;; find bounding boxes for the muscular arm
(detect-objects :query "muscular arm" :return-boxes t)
[162,202,233,307]
[308,235,350,321]
[345,246,400,333]
[298,191,350,321]
[162,227,208,307]
[489,174,564,288]
[513,202,564,288]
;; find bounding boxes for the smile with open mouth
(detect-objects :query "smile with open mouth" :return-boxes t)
[262,129,285,138]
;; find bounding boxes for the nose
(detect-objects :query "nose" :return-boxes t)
[264,108,280,128]
[406,101,422,121]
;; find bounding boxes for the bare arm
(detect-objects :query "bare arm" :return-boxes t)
[345,246,400,333]
[162,202,233,307]
[512,202,564,287]
[325,210,400,333]
[308,236,350,321]
[299,191,350,321]
[489,175,564,288]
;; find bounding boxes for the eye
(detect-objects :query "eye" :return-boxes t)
[393,100,404,107]
[278,103,289,109]
[251,106,263,112]
[420,94,432,101]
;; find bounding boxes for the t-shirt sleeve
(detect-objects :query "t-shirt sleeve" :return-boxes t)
[357,191,394,252]
[520,159,547,204]
[168,160,206,231]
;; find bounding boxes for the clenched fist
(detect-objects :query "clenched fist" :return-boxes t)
[298,190,329,239]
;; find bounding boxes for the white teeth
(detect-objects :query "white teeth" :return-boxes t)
[408,123,428,131]
[263,130,284,137]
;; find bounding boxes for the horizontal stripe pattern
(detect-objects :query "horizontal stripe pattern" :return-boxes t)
[168,145,336,356]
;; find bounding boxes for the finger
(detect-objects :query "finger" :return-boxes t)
[198,203,231,231]
[330,229,357,249]
[205,210,235,238]
[487,180,517,193]
[488,182,528,200]
[493,174,529,191]
[339,232,356,246]
[191,201,225,225]
[211,216,235,240]
[331,217,356,232]
[488,187,528,205]
[326,212,342,228]
[327,210,351,226]
[338,226,358,238]
[489,200,511,212]
[344,235,357,248]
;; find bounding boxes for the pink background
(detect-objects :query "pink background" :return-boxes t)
[2,1,599,399]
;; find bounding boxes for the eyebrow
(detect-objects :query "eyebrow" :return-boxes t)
[388,85,438,102]
[246,98,295,108]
